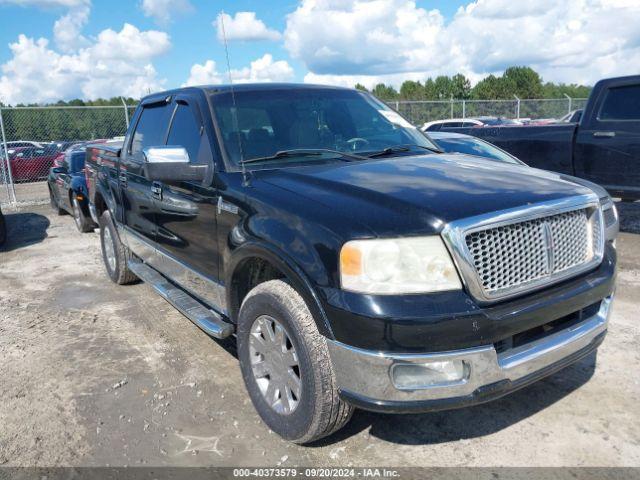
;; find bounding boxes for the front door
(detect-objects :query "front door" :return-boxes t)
[575,79,640,197]
[149,96,224,312]
[120,99,173,262]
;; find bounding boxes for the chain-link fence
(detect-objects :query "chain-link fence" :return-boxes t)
[387,97,588,126]
[0,105,135,207]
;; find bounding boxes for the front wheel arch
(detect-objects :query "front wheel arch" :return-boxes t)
[226,242,334,340]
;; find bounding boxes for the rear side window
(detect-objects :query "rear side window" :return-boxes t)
[166,103,206,164]
[599,84,640,121]
[130,103,172,157]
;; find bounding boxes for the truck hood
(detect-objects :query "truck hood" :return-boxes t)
[256,154,595,237]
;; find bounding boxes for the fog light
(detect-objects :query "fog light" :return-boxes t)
[391,360,469,389]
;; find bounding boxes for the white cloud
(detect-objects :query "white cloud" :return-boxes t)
[183,54,294,86]
[53,4,90,52]
[216,12,281,42]
[0,24,171,104]
[140,0,193,25]
[285,0,640,87]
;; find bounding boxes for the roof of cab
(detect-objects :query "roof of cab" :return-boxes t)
[140,83,358,103]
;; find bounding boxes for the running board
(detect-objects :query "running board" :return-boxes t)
[128,260,234,339]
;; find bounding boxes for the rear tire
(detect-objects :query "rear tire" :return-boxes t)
[237,279,353,444]
[99,210,137,285]
[72,195,94,233]
[49,187,65,215]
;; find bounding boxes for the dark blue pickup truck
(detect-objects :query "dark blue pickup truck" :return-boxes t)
[441,75,640,201]
[85,84,619,443]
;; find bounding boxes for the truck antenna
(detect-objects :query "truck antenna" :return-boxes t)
[219,11,249,186]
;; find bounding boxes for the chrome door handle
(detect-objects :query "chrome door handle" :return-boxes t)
[593,131,616,138]
[119,172,127,187]
[151,182,163,200]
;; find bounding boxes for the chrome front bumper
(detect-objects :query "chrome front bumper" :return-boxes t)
[327,295,613,411]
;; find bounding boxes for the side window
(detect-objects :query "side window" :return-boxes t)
[166,103,206,164]
[599,84,640,121]
[130,103,173,158]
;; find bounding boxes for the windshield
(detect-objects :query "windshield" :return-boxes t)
[210,88,438,167]
[432,136,522,165]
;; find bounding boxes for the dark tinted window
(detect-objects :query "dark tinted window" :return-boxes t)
[599,84,640,120]
[130,103,172,157]
[69,151,86,173]
[444,122,463,128]
[166,103,205,164]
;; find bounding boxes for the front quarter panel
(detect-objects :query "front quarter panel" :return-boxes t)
[219,173,371,338]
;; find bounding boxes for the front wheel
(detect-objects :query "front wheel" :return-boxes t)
[99,210,138,285]
[72,195,94,233]
[237,280,353,444]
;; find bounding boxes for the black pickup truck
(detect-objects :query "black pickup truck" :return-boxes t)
[439,75,640,200]
[86,84,618,443]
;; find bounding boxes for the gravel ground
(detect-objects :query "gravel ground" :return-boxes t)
[0,203,639,467]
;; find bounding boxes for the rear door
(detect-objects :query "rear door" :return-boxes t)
[119,98,173,262]
[149,94,224,310]
[575,79,640,196]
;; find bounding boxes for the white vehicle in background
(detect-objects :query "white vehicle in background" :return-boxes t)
[422,116,523,131]
[421,118,484,131]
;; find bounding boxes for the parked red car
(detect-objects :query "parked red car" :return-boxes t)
[8,146,59,182]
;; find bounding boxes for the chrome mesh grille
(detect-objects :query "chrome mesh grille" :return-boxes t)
[465,208,597,295]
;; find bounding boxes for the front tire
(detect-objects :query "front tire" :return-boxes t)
[72,195,94,233]
[99,210,137,285]
[237,280,353,444]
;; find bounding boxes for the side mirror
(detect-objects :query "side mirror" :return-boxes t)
[51,166,67,174]
[142,146,207,183]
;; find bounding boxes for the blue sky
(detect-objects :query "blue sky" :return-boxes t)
[0,0,638,104]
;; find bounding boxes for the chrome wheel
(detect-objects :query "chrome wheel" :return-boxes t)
[249,315,301,415]
[72,197,82,228]
[102,226,116,272]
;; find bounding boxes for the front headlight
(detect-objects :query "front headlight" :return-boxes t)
[339,236,462,294]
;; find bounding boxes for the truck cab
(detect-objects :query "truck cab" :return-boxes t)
[574,76,640,200]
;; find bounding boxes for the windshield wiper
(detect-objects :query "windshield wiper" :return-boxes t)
[240,149,367,164]
[367,144,443,158]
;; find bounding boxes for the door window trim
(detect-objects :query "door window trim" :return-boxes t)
[596,83,640,123]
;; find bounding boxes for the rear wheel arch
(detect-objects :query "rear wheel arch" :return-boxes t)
[226,243,334,339]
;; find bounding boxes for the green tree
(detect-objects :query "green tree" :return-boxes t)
[371,83,399,100]
[450,74,471,99]
[354,83,369,92]
[399,80,425,100]
[502,66,544,98]
[471,74,509,99]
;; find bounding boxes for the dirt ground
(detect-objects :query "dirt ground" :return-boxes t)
[0,203,639,467]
